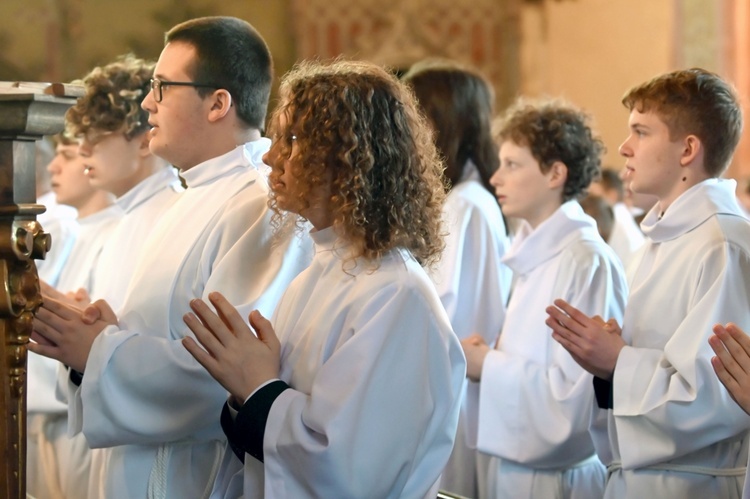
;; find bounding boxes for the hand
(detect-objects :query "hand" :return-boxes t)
[545,299,625,380]
[40,280,84,310]
[709,323,750,415]
[29,297,117,372]
[182,292,281,403]
[66,288,92,308]
[460,333,490,382]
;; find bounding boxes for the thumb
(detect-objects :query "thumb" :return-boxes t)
[82,299,118,326]
[249,310,279,351]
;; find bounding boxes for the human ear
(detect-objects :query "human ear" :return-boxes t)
[548,161,568,190]
[679,135,701,166]
[207,89,233,122]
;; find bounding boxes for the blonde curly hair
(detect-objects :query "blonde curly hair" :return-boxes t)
[66,53,154,141]
[269,60,447,266]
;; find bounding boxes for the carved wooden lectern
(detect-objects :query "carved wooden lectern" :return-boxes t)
[0,82,81,499]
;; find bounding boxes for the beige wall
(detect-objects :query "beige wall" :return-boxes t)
[4,0,745,179]
[520,0,673,169]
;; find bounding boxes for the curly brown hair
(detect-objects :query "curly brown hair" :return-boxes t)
[269,60,447,266]
[66,53,154,141]
[622,68,742,177]
[494,99,604,202]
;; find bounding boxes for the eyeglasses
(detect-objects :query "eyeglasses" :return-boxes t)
[149,77,217,103]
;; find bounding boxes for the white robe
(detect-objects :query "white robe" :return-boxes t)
[428,165,512,497]
[90,166,183,311]
[597,178,750,498]
[65,141,313,499]
[35,191,79,287]
[28,204,121,499]
[608,202,645,270]
[210,227,467,499]
[74,167,182,499]
[477,201,628,499]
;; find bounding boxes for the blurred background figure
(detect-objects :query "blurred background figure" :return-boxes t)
[588,168,645,269]
[35,137,78,287]
[28,132,121,499]
[403,59,513,498]
[580,193,615,243]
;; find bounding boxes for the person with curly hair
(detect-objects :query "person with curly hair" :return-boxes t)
[58,53,184,313]
[402,59,513,498]
[546,68,750,498]
[461,98,628,499]
[180,59,466,498]
[30,18,311,499]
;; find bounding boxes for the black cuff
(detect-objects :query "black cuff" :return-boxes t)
[593,376,613,409]
[222,380,290,463]
[69,368,84,387]
[220,402,246,464]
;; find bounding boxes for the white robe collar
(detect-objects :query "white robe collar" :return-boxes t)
[115,167,182,214]
[641,178,743,243]
[179,138,272,189]
[76,203,123,227]
[502,200,598,275]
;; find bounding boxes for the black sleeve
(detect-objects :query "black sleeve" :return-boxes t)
[220,380,290,464]
[593,376,613,409]
[69,367,84,387]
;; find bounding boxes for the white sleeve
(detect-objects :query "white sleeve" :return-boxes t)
[77,205,310,447]
[612,242,750,467]
[478,251,627,466]
[261,284,466,498]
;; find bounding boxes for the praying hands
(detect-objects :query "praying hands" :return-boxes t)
[545,298,626,380]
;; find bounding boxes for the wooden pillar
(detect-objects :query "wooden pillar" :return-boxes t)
[0,83,80,499]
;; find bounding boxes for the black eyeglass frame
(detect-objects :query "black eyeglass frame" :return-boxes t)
[149,77,218,103]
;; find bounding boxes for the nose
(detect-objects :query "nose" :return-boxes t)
[618,137,633,158]
[47,156,61,174]
[142,88,156,113]
[490,165,503,188]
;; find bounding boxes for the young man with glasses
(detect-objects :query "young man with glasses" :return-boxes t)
[31,17,312,499]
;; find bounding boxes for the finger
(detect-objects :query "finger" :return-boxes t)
[42,297,81,321]
[552,299,595,329]
[33,311,64,343]
[712,324,750,378]
[711,353,742,397]
[40,280,62,299]
[207,292,251,336]
[592,315,605,326]
[182,336,219,373]
[30,330,57,347]
[183,312,224,358]
[249,310,279,351]
[725,323,750,358]
[27,341,62,361]
[189,298,237,347]
[89,299,117,325]
[546,317,584,350]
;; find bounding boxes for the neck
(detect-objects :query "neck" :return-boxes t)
[657,171,711,215]
[75,190,114,218]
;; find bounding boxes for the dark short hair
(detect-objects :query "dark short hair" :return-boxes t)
[622,68,742,177]
[495,99,604,202]
[402,59,498,195]
[166,16,273,130]
[66,53,153,141]
[598,168,624,200]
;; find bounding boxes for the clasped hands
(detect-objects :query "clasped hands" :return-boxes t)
[182,292,281,407]
[30,284,118,373]
[545,299,625,380]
